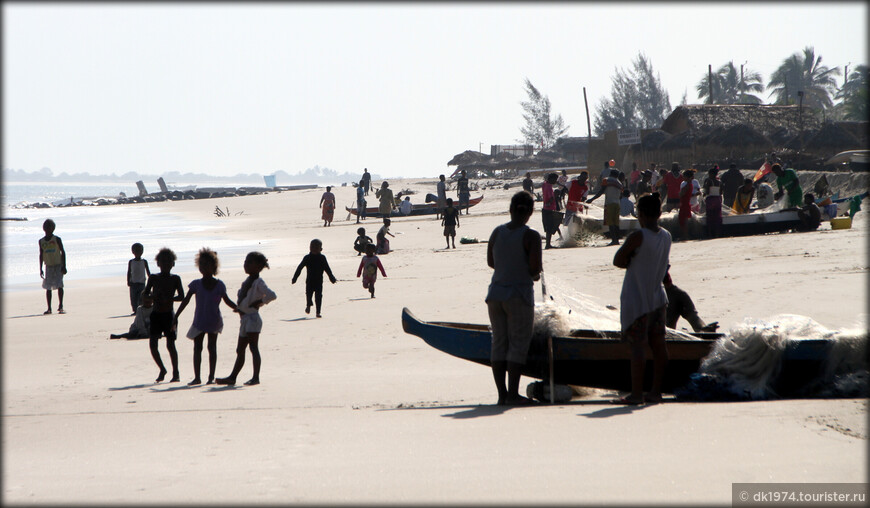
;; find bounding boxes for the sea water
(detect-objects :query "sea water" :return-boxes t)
[2,183,274,291]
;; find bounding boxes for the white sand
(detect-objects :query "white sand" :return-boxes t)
[3,178,866,504]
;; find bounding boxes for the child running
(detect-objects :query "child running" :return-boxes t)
[217,252,277,386]
[357,243,387,298]
[292,239,337,318]
[441,197,460,249]
[127,242,151,314]
[143,248,185,383]
[612,194,672,405]
[38,219,67,314]
[174,248,238,385]
[353,227,373,256]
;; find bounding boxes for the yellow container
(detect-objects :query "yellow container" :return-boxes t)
[830,217,852,230]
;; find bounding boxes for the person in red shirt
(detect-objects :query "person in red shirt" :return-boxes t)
[656,162,683,212]
[562,171,589,226]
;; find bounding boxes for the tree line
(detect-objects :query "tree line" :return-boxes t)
[519,46,867,147]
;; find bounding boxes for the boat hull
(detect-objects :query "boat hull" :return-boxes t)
[401,308,830,394]
[347,196,483,218]
[402,308,720,392]
[575,209,803,239]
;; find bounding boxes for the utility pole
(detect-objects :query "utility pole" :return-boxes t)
[845,62,850,88]
[708,64,714,104]
[583,86,591,167]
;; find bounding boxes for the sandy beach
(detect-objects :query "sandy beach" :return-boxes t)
[3,177,867,505]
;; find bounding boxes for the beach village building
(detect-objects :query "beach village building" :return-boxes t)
[585,104,867,173]
[450,104,867,181]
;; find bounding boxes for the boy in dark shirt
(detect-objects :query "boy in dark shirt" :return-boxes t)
[353,227,373,256]
[441,198,460,249]
[797,193,822,231]
[292,239,337,318]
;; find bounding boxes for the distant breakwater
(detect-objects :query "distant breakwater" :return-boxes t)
[10,184,318,210]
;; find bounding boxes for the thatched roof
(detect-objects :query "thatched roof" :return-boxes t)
[712,124,771,148]
[661,104,821,138]
[641,129,671,150]
[804,123,862,151]
[447,150,490,166]
[768,127,795,146]
[659,130,696,150]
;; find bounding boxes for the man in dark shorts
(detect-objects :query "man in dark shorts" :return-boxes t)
[456,169,471,215]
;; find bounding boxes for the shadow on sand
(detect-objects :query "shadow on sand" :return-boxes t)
[108,383,152,391]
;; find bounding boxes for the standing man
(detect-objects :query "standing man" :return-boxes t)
[587,168,625,245]
[522,172,534,195]
[656,163,683,212]
[772,163,803,208]
[355,179,366,224]
[721,163,744,209]
[361,168,371,196]
[456,169,471,215]
[629,162,641,198]
[436,174,447,220]
[486,191,542,406]
[541,173,559,249]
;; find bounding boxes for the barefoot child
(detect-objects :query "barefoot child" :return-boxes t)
[357,243,386,298]
[612,194,672,405]
[173,248,238,385]
[376,218,395,254]
[441,197,460,249]
[217,252,277,386]
[353,227,373,256]
[38,219,67,314]
[127,242,151,314]
[292,239,337,318]
[143,248,185,382]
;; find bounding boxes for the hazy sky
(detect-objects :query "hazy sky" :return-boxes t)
[3,2,867,178]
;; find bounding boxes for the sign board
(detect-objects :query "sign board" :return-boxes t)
[617,128,642,146]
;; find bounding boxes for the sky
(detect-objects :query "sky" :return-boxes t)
[3,2,867,179]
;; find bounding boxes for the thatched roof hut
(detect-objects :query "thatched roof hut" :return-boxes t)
[447,150,490,166]
[661,104,821,138]
[804,122,862,152]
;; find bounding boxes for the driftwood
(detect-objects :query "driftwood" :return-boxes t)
[214,205,244,217]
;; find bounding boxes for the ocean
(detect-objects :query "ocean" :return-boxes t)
[2,181,281,291]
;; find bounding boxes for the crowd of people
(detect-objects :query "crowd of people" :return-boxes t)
[518,157,826,244]
[36,160,838,404]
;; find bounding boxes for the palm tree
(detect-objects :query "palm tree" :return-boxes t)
[767,46,840,109]
[697,61,763,104]
[836,64,868,121]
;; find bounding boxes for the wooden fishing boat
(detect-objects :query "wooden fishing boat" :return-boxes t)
[347,196,483,218]
[401,308,831,393]
[572,209,804,239]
